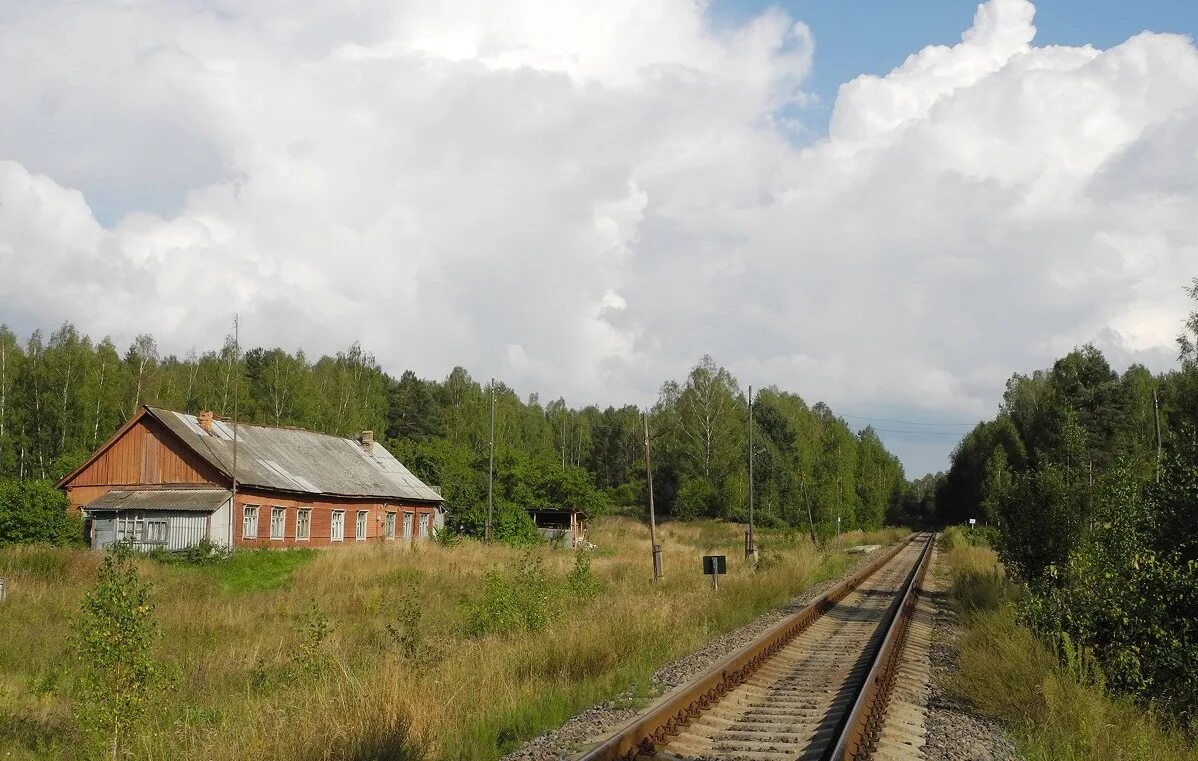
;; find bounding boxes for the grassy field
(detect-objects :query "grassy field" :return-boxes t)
[940,527,1198,761]
[0,519,905,761]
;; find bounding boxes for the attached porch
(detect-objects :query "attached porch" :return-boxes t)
[82,488,232,552]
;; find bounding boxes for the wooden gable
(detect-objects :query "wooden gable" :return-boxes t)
[59,409,227,492]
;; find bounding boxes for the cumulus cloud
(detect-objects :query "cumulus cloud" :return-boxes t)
[1,0,1196,474]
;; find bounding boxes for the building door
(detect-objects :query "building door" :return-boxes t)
[91,515,116,549]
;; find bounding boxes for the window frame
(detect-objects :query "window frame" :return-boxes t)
[402,511,414,539]
[330,510,345,542]
[385,511,396,540]
[296,508,311,541]
[418,512,430,539]
[146,518,168,544]
[117,512,145,543]
[270,506,286,540]
[242,505,260,540]
[355,510,369,541]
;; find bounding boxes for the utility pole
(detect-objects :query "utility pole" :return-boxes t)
[1153,388,1163,483]
[835,439,841,544]
[230,314,239,549]
[644,410,662,582]
[746,385,756,561]
[486,378,495,542]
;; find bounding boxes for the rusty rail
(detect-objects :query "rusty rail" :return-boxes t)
[827,532,936,760]
[574,534,921,761]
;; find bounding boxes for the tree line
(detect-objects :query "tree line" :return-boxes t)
[920,278,1198,718]
[0,326,906,541]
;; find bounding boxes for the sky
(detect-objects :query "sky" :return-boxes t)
[1,0,1197,476]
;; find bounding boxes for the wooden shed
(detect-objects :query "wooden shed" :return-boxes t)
[57,406,444,552]
[527,508,587,548]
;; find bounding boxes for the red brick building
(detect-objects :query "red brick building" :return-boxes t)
[57,406,444,551]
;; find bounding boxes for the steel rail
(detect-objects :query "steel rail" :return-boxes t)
[826,532,936,760]
[574,534,921,761]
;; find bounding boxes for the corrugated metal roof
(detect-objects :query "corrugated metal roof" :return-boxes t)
[147,407,444,503]
[84,489,232,512]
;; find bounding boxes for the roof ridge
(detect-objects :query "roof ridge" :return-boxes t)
[147,405,371,444]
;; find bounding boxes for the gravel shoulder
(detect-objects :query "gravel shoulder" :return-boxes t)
[920,549,1020,761]
[501,546,888,761]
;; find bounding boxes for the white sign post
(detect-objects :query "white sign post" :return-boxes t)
[968,518,977,529]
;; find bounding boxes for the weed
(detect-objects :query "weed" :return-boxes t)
[386,593,426,660]
[566,547,601,598]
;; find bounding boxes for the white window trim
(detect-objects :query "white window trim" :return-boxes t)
[385,511,396,540]
[418,512,430,539]
[146,518,168,544]
[402,511,414,539]
[355,510,369,541]
[270,506,286,540]
[331,510,345,542]
[296,508,311,541]
[242,505,259,540]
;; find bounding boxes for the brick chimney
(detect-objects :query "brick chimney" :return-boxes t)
[359,430,374,453]
[198,410,214,435]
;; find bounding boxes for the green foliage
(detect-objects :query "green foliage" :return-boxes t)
[0,479,81,547]
[70,550,161,758]
[1025,451,1198,716]
[294,603,335,679]
[468,554,560,637]
[565,547,601,598]
[672,477,717,520]
[938,280,1198,722]
[996,463,1086,582]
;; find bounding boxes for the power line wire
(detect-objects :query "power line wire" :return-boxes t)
[867,428,970,436]
[838,412,977,428]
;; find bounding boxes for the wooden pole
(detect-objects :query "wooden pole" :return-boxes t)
[1154,388,1163,483]
[486,378,495,542]
[746,385,756,561]
[644,410,662,582]
[230,314,239,549]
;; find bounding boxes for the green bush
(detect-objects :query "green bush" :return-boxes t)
[468,554,560,637]
[0,479,82,547]
[565,547,601,598]
[70,549,162,757]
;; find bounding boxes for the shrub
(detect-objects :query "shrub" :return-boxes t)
[468,553,559,637]
[565,547,601,598]
[70,550,161,757]
[0,479,82,547]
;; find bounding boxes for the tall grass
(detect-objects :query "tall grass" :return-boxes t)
[0,517,884,761]
[942,531,1198,761]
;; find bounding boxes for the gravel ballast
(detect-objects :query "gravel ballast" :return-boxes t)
[503,535,1022,761]
[501,547,887,761]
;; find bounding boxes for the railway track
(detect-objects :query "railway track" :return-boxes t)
[576,533,936,761]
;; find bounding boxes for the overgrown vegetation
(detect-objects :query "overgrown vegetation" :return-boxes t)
[929,276,1198,721]
[0,517,880,760]
[941,529,1198,761]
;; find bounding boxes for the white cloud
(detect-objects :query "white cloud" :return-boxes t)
[1,0,1197,474]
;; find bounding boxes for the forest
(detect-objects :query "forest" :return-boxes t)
[0,325,906,542]
[921,278,1198,720]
